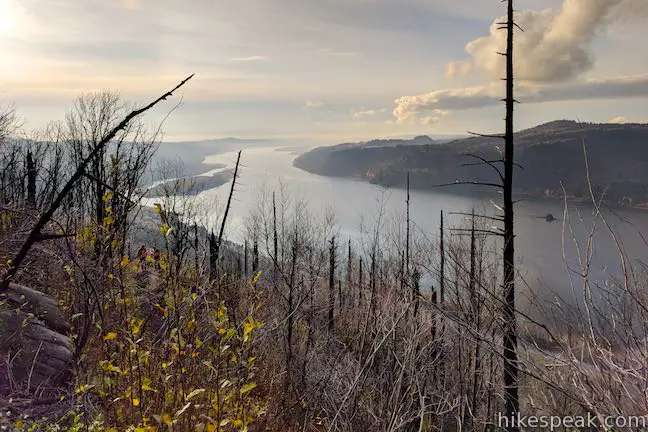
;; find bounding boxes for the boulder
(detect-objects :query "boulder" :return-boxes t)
[0,283,74,396]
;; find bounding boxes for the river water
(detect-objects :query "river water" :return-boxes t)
[146,146,648,321]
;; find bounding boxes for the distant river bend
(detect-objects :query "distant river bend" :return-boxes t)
[144,146,648,324]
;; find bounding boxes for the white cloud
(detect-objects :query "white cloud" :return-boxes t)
[609,115,648,124]
[304,99,325,109]
[394,74,648,124]
[610,116,628,123]
[229,56,267,62]
[352,108,387,118]
[447,0,648,83]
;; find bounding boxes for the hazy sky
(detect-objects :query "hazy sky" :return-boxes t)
[2,0,647,142]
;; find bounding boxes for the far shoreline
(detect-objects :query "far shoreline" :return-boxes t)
[291,159,648,215]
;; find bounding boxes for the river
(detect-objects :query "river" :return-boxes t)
[146,146,648,322]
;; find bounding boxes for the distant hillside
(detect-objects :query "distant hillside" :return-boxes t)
[294,121,648,208]
[152,137,273,180]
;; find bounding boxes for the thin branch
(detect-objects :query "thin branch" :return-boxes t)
[467,131,505,139]
[430,181,504,189]
[36,232,77,241]
[448,212,504,222]
[81,171,138,206]
[461,153,505,182]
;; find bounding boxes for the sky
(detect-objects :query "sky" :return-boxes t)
[1,0,647,142]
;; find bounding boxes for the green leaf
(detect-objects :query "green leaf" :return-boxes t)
[240,382,257,395]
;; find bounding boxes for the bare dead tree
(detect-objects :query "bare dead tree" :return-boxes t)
[501,1,520,427]
[25,149,36,208]
[347,238,352,309]
[252,239,259,272]
[440,210,445,304]
[65,91,159,263]
[212,150,242,270]
[430,1,520,427]
[0,74,194,291]
[329,235,336,331]
[244,240,248,275]
[406,171,411,297]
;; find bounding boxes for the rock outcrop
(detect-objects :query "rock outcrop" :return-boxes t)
[0,283,74,396]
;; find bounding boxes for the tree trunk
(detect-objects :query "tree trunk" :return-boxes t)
[26,149,37,208]
[328,236,336,331]
[502,0,520,429]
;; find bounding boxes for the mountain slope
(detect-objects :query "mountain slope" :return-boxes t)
[294,121,648,208]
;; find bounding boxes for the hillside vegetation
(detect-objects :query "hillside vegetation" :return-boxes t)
[295,120,648,208]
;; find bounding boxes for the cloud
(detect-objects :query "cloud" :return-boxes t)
[609,116,648,124]
[394,74,648,124]
[229,56,267,62]
[447,0,648,83]
[609,116,628,123]
[352,108,387,118]
[304,99,325,109]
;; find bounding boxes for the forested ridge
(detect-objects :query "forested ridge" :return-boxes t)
[295,120,648,208]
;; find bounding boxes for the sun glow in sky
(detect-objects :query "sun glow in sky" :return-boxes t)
[0,1,19,35]
[2,0,647,141]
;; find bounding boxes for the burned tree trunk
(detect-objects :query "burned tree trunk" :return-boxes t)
[440,210,445,304]
[502,0,520,428]
[347,239,352,308]
[213,150,242,265]
[328,236,336,331]
[405,171,410,296]
[252,239,259,272]
[244,240,249,275]
[209,230,217,281]
[26,149,36,208]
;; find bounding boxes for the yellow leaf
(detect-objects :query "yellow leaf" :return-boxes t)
[14,420,24,429]
[243,322,254,337]
[75,384,95,394]
[120,255,130,268]
[103,214,115,226]
[104,332,117,341]
[206,424,217,432]
[133,398,140,407]
[217,328,226,335]
[130,318,144,335]
[162,413,173,425]
[186,319,196,332]
[186,388,205,400]
[252,271,262,284]
[141,377,155,392]
[103,191,114,202]
[153,203,162,214]
[240,382,257,395]
[99,360,122,374]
